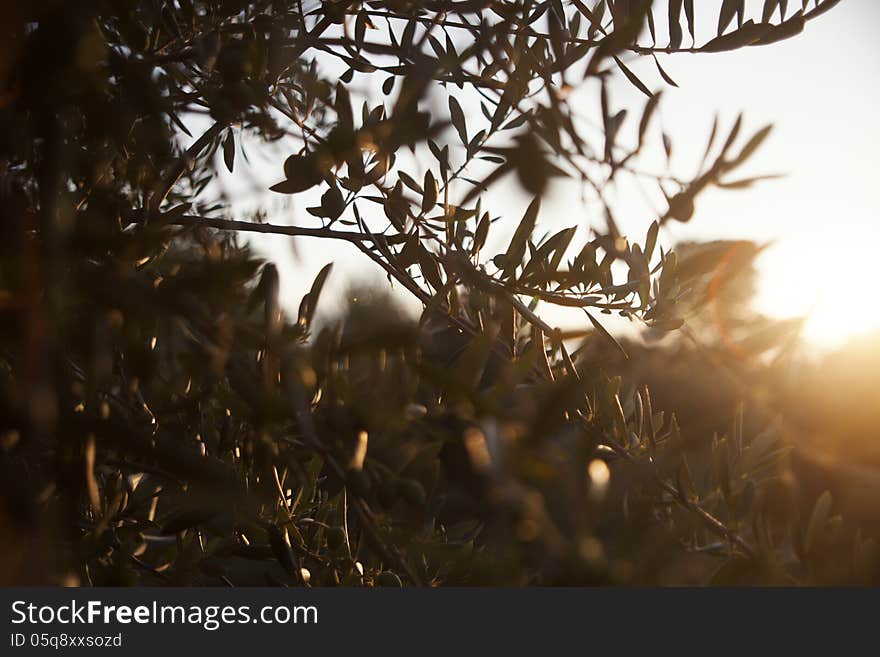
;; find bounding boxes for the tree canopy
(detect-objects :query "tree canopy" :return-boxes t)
[1,0,870,587]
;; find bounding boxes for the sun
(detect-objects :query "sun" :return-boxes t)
[755,242,880,349]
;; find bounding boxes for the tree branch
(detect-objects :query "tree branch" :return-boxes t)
[600,436,758,561]
[147,122,227,218]
[172,214,408,245]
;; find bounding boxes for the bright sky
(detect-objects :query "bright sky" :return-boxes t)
[644,0,880,348]
[222,0,879,350]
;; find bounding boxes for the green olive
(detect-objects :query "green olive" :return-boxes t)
[399,479,426,507]
[666,192,695,223]
[378,477,400,508]
[346,468,371,498]
[325,526,346,551]
[376,571,403,587]
[278,153,323,193]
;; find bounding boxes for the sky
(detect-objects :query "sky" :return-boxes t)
[642,0,880,347]
[220,0,879,350]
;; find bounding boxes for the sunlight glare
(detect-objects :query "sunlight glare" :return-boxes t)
[756,242,880,348]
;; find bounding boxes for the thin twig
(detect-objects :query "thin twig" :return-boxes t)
[288,384,424,585]
[599,434,758,561]
[171,214,408,244]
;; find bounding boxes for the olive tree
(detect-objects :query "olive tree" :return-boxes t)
[1,0,868,586]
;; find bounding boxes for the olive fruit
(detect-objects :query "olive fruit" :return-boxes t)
[325,526,346,551]
[270,153,323,194]
[399,479,426,507]
[376,571,403,587]
[346,468,371,498]
[378,477,400,509]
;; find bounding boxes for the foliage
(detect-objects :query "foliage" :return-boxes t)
[1,0,873,586]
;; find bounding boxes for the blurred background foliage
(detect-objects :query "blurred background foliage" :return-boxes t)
[1,0,877,587]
